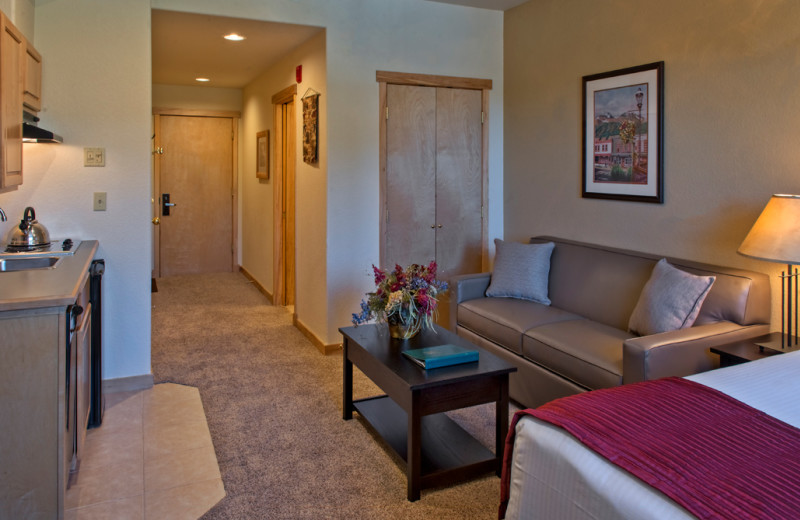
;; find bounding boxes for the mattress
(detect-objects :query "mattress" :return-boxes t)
[504,350,800,520]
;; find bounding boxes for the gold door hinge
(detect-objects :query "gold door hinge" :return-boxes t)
[481,112,485,125]
[386,106,389,120]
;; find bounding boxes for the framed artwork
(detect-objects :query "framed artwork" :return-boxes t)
[582,61,664,203]
[256,130,269,179]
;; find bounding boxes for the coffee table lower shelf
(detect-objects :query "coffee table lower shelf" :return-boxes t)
[353,395,497,492]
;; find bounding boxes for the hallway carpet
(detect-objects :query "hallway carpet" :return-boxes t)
[151,272,504,519]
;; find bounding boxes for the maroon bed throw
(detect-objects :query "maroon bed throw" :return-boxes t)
[499,377,800,519]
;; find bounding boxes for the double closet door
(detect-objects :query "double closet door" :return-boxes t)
[379,73,491,328]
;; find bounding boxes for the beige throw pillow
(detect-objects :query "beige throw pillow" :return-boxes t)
[628,258,716,336]
[486,239,554,305]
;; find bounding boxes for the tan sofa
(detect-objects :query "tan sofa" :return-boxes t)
[450,236,771,408]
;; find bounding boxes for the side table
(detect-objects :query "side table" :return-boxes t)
[710,332,800,367]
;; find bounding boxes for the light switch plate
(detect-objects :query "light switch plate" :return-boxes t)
[93,192,107,211]
[84,147,105,167]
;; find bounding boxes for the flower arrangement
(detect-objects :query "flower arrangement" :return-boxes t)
[352,262,448,338]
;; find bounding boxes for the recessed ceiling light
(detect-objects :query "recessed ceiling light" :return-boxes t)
[195,77,210,82]
[224,33,245,41]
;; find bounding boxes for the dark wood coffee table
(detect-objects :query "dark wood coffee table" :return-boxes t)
[340,323,516,501]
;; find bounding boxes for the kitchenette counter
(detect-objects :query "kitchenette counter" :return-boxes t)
[0,240,98,311]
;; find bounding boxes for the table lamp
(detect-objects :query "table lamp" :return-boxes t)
[738,194,800,351]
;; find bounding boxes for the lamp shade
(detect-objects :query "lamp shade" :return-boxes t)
[738,194,800,264]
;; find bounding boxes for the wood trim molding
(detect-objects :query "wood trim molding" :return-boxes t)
[271,84,297,105]
[240,265,273,304]
[376,70,492,90]
[481,89,490,271]
[293,315,342,355]
[152,108,241,118]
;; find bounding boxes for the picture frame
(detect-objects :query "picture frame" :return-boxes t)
[582,61,664,203]
[256,130,269,179]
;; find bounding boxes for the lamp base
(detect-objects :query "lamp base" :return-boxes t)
[755,332,800,353]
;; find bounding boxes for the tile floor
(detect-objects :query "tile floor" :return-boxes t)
[64,383,225,519]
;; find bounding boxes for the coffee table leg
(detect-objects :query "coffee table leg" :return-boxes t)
[496,375,509,476]
[343,338,353,421]
[407,393,421,501]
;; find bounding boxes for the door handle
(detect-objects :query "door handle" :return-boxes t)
[162,193,177,216]
[152,218,160,225]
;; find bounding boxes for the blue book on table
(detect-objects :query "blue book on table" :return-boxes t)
[402,344,479,369]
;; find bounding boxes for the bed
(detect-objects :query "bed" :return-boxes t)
[500,350,800,520]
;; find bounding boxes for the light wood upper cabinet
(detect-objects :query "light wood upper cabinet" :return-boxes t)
[0,14,24,190]
[24,42,42,112]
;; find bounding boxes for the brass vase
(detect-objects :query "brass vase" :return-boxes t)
[388,318,421,339]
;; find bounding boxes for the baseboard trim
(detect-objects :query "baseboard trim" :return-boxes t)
[103,374,155,394]
[239,265,274,304]
[293,314,341,355]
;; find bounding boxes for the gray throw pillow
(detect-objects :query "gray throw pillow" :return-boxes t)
[486,239,554,305]
[628,258,716,336]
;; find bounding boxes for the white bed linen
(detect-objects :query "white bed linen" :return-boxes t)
[504,351,800,520]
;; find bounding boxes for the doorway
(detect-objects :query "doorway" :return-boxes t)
[272,85,297,307]
[152,109,239,277]
[378,71,491,329]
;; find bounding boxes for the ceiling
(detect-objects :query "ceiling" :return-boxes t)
[424,0,529,9]
[152,9,322,88]
[152,1,525,89]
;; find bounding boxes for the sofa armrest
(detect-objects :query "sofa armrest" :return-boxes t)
[448,272,492,331]
[623,322,770,384]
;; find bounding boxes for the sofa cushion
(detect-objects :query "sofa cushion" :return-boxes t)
[486,239,554,304]
[523,320,634,390]
[459,297,582,355]
[628,259,716,336]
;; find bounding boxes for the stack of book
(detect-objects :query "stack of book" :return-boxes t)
[402,344,479,369]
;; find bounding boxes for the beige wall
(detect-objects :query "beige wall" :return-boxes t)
[505,0,800,326]
[241,29,327,339]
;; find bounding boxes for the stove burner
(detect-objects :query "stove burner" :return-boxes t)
[1,238,79,256]
[4,242,53,252]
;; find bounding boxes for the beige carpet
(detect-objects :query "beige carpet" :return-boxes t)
[151,272,505,519]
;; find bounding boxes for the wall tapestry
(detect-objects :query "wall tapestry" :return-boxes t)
[582,61,664,203]
[256,130,269,179]
[302,89,320,165]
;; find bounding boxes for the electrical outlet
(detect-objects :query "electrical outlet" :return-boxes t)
[84,147,105,167]
[93,192,107,211]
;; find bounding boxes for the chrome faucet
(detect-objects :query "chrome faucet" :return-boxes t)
[0,207,5,221]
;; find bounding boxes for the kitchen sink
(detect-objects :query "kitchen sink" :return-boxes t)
[0,256,62,272]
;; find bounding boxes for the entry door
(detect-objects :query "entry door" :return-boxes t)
[156,114,235,277]
[383,84,484,280]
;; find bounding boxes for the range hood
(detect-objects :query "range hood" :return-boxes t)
[23,111,62,143]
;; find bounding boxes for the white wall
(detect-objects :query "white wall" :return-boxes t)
[504,0,800,327]
[152,84,243,113]
[1,0,502,384]
[0,0,153,380]
[0,0,33,38]
[155,0,504,346]
[240,29,327,339]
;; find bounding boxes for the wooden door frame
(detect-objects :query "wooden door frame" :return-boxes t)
[152,108,240,278]
[376,71,492,271]
[272,85,297,307]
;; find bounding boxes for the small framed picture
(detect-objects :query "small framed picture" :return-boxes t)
[582,61,664,203]
[256,130,269,179]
